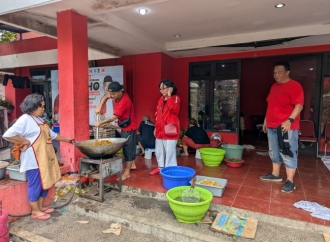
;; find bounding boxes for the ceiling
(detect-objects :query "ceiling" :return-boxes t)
[1,0,330,58]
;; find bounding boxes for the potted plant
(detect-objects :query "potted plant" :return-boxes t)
[0,97,13,109]
[224,158,244,168]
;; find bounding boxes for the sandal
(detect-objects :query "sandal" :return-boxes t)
[149,167,160,175]
[42,207,55,214]
[31,213,51,221]
[116,175,130,181]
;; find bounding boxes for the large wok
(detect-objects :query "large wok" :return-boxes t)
[74,137,128,159]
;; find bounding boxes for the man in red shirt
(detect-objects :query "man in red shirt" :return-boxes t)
[260,61,304,193]
[95,82,137,181]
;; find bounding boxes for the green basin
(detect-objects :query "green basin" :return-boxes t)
[199,148,226,167]
[166,186,213,223]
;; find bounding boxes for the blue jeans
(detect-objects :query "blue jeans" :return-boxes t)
[267,128,298,169]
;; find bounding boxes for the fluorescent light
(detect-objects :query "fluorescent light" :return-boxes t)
[275,3,285,8]
[139,8,148,15]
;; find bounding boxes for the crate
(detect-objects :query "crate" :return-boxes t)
[6,165,27,181]
[191,175,227,197]
[93,126,116,139]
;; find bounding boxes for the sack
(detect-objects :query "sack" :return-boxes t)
[164,124,178,136]
[118,117,131,128]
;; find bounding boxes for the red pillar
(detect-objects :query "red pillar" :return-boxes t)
[57,10,89,171]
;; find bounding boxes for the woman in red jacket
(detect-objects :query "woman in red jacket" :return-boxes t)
[149,79,181,175]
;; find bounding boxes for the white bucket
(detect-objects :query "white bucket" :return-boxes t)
[144,148,155,159]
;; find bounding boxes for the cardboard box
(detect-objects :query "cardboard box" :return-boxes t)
[211,212,258,239]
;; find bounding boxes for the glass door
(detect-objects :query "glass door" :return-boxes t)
[190,80,212,129]
[213,79,239,131]
[189,60,241,134]
[288,55,323,155]
[289,57,320,122]
[321,77,330,135]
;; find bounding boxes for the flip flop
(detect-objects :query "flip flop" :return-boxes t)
[42,207,55,214]
[31,213,51,221]
[139,153,145,156]
[116,175,130,181]
[130,166,137,170]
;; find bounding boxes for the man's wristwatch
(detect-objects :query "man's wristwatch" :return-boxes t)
[287,118,294,123]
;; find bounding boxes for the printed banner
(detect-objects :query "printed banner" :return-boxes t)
[51,66,123,125]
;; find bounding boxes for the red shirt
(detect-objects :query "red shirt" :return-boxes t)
[113,93,137,131]
[155,95,181,140]
[266,80,304,129]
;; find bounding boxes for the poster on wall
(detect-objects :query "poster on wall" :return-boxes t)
[51,66,124,126]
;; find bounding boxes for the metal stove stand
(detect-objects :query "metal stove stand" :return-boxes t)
[78,156,122,202]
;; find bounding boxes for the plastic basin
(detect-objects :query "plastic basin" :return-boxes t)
[224,158,244,168]
[6,165,27,181]
[0,161,9,180]
[192,175,227,197]
[160,166,196,190]
[199,148,226,167]
[166,186,213,223]
[221,144,244,159]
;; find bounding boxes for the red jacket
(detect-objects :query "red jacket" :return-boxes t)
[155,95,180,140]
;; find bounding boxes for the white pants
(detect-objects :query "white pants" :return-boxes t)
[155,139,178,168]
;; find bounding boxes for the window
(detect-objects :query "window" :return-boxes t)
[30,82,52,115]
[215,62,238,77]
[189,61,241,132]
[30,68,56,117]
[213,79,239,131]
[190,62,212,78]
[190,80,210,129]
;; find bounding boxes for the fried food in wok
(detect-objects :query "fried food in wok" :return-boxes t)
[93,140,115,146]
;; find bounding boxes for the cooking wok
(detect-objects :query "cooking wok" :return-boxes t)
[74,137,128,159]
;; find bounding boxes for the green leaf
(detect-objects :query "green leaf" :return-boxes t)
[0,30,16,43]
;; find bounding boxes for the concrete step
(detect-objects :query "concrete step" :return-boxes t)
[9,185,330,242]
[10,211,170,242]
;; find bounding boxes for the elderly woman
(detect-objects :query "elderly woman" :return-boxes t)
[149,79,180,175]
[180,118,210,156]
[3,94,74,221]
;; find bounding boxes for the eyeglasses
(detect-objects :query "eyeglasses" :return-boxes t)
[159,87,169,91]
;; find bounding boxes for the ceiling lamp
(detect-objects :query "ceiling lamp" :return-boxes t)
[174,34,181,38]
[139,8,148,15]
[275,3,285,8]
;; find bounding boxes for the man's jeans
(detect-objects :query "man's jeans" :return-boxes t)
[267,128,298,169]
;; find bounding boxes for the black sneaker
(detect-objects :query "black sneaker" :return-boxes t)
[281,180,296,193]
[260,173,283,182]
